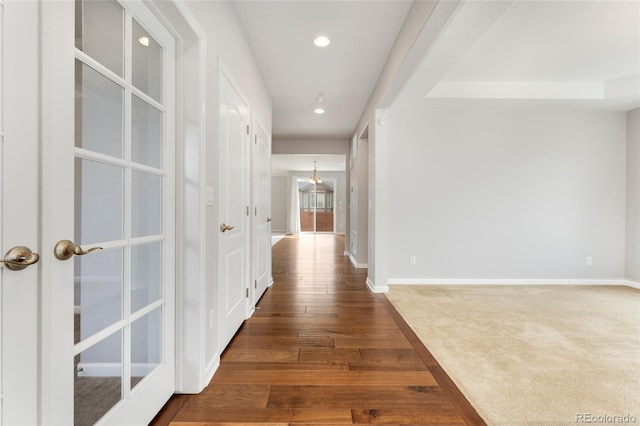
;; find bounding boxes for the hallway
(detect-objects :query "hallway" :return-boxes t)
[154,235,484,425]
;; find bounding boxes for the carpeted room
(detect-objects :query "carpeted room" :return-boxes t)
[383,103,640,425]
[387,285,640,425]
[383,86,640,426]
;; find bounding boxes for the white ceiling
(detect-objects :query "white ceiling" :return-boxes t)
[417,0,640,110]
[271,154,346,175]
[232,1,412,139]
[233,0,639,145]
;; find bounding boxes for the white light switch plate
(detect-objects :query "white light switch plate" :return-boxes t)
[206,186,215,206]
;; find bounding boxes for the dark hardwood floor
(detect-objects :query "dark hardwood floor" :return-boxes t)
[152,234,485,425]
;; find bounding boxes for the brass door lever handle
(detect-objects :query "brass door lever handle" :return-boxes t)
[54,240,103,261]
[1,246,40,271]
[266,218,272,222]
[220,223,235,233]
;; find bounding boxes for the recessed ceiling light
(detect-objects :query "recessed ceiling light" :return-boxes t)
[313,36,330,47]
[138,36,150,47]
[314,108,325,114]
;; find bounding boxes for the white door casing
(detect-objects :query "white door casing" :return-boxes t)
[1,1,40,424]
[252,117,271,306]
[40,1,176,424]
[349,136,358,258]
[218,66,250,351]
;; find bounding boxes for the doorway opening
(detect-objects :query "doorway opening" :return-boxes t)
[299,179,335,233]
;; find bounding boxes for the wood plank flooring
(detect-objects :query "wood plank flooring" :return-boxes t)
[152,234,485,425]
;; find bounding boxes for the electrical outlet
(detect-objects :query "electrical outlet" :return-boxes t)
[410,256,416,266]
[586,257,593,266]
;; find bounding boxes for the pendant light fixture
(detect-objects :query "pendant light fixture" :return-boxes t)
[309,161,322,184]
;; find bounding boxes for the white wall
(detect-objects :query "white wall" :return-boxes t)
[626,108,640,282]
[183,0,271,389]
[350,1,444,290]
[348,136,368,266]
[270,175,288,231]
[273,138,349,155]
[388,100,627,281]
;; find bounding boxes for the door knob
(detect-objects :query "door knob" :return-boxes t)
[1,246,40,271]
[266,218,272,222]
[54,240,103,261]
[220,223,235,233]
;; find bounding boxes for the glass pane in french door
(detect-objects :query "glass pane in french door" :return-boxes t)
[75,61,124,158]
[130,307,162,389]
[74,330,123,426]
[75,0,124,77]
[74,248,123,344]
[74,0,167,423]
[75,158,124,245]
[131,170,162,238]
[132,19,162,102]
[132,95,162,168]
[131,241,162,313]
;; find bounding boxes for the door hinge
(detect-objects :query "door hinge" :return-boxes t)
[254,280,257,289]
[246,288,249,298]
[255,207,257,216]
[246,124,250,135]
[246,206,250,216]
[254,135,257,144]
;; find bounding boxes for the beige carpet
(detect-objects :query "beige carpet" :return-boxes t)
[387,285,640,426]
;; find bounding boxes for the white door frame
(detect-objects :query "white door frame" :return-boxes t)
[144,0,211,394]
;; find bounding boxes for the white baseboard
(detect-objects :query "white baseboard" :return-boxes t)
[366,277,389,293]
[175,355,218,395]
[347,252,367,269]
[624,279,640,289]
[388,278,637,288]
[204,354,219,387]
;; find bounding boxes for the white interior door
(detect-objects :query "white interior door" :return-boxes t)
[40,1,176,424]
[218,69,250,351]
[1,2,41,424]
[252,118,271,305]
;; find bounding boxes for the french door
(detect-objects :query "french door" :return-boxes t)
[71,1,175,423]
[70,0,175,424]
[40,1,176,424]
